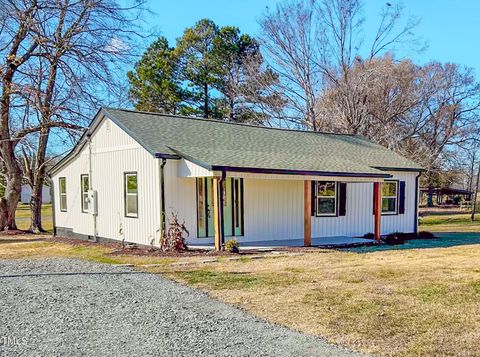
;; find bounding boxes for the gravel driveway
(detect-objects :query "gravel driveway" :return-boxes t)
[0,258,364,357]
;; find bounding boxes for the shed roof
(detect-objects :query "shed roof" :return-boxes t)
[102,108,421,177]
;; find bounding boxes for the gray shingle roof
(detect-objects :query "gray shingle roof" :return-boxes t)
[103,108,421,176]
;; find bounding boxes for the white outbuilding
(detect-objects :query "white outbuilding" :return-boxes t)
[50,108,422,249]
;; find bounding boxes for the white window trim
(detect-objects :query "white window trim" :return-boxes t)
[124,172,138,218]
[59,177,67,212]
[315,181,337,217]
[382,180,398,215]
[81,174,89,213]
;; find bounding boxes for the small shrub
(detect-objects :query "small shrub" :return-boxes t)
[224,239,239,253]
[363,233,375,240]
[382,232,408,245]
[418,231,436,239]
[160,212,189,252]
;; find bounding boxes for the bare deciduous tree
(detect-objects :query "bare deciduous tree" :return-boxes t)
[0,0,147,231]
[258,0,420,130]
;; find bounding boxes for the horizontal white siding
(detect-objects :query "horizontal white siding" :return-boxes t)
[52,116,161,246]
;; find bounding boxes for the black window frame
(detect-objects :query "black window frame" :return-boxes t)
[381,180,399,215]
[59,177,67,212]
[80,174,89,213]
[124,172,138,218]
[315,181,338,217]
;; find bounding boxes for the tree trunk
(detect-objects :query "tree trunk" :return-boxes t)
[471,164,480,221]
[29,128,50,233]
[427,179,434,207]
[29,182,44,233]
[0,172,21,230]
[204,83,209,118]
[0,77,23,231]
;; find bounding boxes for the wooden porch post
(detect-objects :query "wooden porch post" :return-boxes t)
[304,180,312,246]
[373,182,382,241]
[213,176,224,251]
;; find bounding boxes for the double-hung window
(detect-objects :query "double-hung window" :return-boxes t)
[315,181,337,216]
[382,181,398,214]
[124,172,138,218]
[81,174,89,213]
[59,177,67,212]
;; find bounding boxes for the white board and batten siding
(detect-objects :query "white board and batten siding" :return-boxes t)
[52,116,161,246]
[236,171,417,242]
[52,116,419,246]
[170,162,419,243]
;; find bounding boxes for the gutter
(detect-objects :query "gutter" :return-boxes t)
[210,165,391,179]
[88,134,97,241]
[414,171,422,233]
[219,169,226,248]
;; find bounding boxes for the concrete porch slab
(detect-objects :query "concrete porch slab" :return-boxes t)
[188,236,375,250]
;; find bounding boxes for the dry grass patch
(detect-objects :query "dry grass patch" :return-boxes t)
[0,235,178,266]
[2,234,479,356]
[161,246,480,357]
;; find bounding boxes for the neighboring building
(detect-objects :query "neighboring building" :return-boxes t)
[50,108,422,249]
[419,187,472,206]
[20,184,52,204]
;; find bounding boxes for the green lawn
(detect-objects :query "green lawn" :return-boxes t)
[15,204,53,232]
[419,213,480,232]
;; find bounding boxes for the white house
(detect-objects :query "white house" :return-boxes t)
[50,108,422,249]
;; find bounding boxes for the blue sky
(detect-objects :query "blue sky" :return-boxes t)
[143,0,480,75]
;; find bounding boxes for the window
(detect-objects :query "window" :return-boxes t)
[124,172,138,217]
[316,181,337,216]
[382,181,398,214]
[59,177,67,211]
[81,174,89,213]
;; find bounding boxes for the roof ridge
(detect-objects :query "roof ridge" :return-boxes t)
[103,107,362,138]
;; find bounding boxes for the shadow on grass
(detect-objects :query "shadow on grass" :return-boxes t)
[346,232,480,253]
[0,271,148,279]
[0,238,48,244]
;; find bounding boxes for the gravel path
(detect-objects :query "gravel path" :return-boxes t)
[0,258,364,357]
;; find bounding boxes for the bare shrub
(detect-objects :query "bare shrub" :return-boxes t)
[160,212,189,252]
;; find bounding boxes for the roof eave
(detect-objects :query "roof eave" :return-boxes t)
[211,165,391,178]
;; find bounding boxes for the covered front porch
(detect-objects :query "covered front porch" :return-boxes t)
[189,235,376,250]
[179,158,387,251]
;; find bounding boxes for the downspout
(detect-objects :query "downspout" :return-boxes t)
[219,169,226,247]
[414,172,421,234]
[159,158,167,245]
[88,134,97,241]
